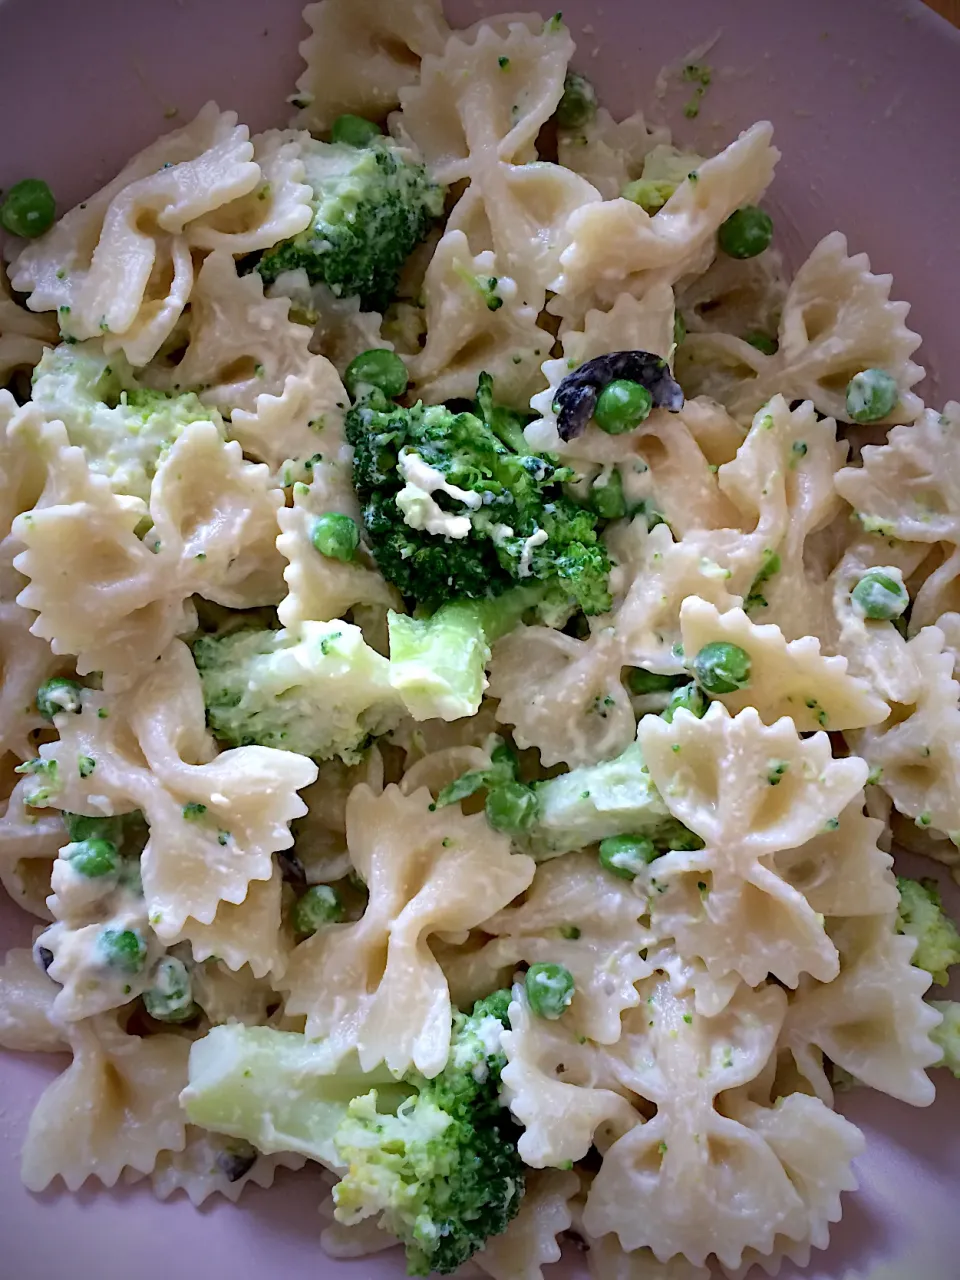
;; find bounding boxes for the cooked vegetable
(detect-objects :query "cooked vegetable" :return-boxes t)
[851,567,909,621]
[331,113,383,147]
[311,512,360,562]
[346,381,612,613]
[97,927,148,975]
[930,1001,960,1077]
[485,780,539,835]
[627,668,688,696]
[143,956,197,1023]
[257,136,444,311]
[599,833,658,879]
[594,379,654,435]
[332,991,524,1275]
[0,177,56,238]
[552,350,684,441]
[692,642,752,695]
[36,677,83,722]
[589,466,627,519]
[525,962,575,1019]
[896,876,960,985]
[718,206,774,259]
[343,348,410,400]
[662,682,708,722]
[744,331,778,355]
[292,884,344,938]
[63,838,120,880]
[845,369,899,423]
[555,71,598,129]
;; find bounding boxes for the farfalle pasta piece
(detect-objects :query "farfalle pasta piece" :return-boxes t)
[677,248,787,344]
[10,103,261,366]
[773,798,898,919]
[34,641,317,938]
[448,852,653,1044]
[636,703,868,987]
[477,1169,579,1280]
[175,867,286,981]
[407,229,549,409]
[500,985,637,1168]
[228,352,346,475]
[144,1127,306,1205]
[0,261,58,385]
[828,538,927,704]
[281,784,533,1077]
[186,128,313,254]
[0,947,65,1051]
[854,626,960,842]
[679,597,888,731]
[489,521,741,769]
[398,15,573,183]
[293,0,449,134]
[582,1231,711,1280]
[0,773,64,920]
[677,232,924,424]
[12,415,284,684]
[148,249,316,413]
[583,978,863,1270]
[276,414,399,627]
[21,1013,190,1191]
[554,122,779,320]
[557,108,670,201]
[781,912,942,1107]
[190,957,278,1028]
[835,403,960,630]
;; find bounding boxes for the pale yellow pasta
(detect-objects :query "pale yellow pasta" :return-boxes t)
[143,1127,306,1206]
[557,108,670,200]
[476,1169,579,1280]
[281,784,533,1077]
[0,946,65,1051]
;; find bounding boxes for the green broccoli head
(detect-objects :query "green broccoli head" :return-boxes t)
[30,341,221,501]
[192,621,404,764]
[332,991,525,1276]
[896,876,960,985]
[346,384,612,614]
[257,135,444,312]
[930,1001,960,1078]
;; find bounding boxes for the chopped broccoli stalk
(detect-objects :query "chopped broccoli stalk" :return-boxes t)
[346,381,612,614]
[182,1024,407,1167]
[475,370,530,454]
[30,342,222,501]
[930,1001,960,1077]
[485,781,539,835]
[257,136,444,311]
[332,992,525,1276]
[622,178,677,215]
[437,736,519,808]
[896,876,960,985]
[527,737,700,858]
[193,621,404,764]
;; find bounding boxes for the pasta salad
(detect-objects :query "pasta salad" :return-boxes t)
[1,1,959,1277]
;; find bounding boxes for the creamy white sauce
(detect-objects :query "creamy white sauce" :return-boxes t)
[518,527,548,576]
[395,450,482,539]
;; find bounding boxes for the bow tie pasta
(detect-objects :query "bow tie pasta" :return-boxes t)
[0,3,956,1275]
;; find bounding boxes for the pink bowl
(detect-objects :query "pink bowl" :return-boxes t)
[1,2,959,1278]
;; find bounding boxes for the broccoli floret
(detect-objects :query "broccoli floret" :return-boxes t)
[896,876,960,985]
[192,621,404,764]
[257,135,444,312]
[182,1024,409,1167]
[332,992,524,1276]
[529,736,701,858]
[346,383,612,614]
[30,341,222,501]
[930,1001,960,1077]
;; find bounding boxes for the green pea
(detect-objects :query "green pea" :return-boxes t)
[851,568,909,621]
[344,348,409,401]
[292,884,343,939]
[65,838,120,879]
[744,331,778,355]
[693,642,752,695]
[97,927,147,975]
[718,206,773,259]
[331,114,382,147]
[590,467,626,519]
[525,961,575,1019]
[599,834,658,879]
[142,956,196,1023]
[662,681,708,722]
[36,677,83,722]
[628,668,687,696]
[594,380,654,434]
[0,179,56,238]
[845,369,898,423]
[62,812,127,844]
[622,178,676,214]
[555,71,598,130]
[311,512,360,562]
[485,782,539,835]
